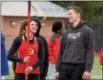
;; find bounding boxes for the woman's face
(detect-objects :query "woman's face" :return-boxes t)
[29,21,38,34]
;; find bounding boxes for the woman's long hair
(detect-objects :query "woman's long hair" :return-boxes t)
[18,19,41,37]
[19,20,27,36]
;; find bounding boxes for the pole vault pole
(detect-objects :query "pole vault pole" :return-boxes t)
[25,0,31,80]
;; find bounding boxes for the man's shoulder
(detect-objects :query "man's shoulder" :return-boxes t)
[83,24,93,33]
[63,30,69,36]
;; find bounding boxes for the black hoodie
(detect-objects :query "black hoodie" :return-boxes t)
[56,20,95,72]
[32,19,49,79]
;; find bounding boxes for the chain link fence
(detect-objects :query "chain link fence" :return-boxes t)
[87,22,103,53]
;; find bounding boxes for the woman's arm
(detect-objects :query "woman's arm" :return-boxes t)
[8,36,23,63]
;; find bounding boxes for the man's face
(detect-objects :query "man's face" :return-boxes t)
[67,9,80,24]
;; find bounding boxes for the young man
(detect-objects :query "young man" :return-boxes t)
[55,6,95,80]
[100,43,103,69]
[48,21,64,79]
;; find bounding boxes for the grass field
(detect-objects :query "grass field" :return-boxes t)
[6,57,102,80]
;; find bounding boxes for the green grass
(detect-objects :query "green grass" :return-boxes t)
[91,57,102,80]
[6,57,102,80]
[6,62,14,80]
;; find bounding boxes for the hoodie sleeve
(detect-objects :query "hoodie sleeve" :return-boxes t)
[40,36,49,78]
[31,38,45,69]
[85,28,95,72]
[100,45,103,65]
[56,34,65,72]
[8,36,23,63]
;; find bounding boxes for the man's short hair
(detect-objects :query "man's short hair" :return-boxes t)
[67,6,83,17]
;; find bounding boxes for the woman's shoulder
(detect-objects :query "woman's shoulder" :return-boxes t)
[36,37,42,42]
[14,36,22,41]
[36,37,44,45]
[13,36,22,44]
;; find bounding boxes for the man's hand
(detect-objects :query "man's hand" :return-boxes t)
[101,65,103,69]
[82,71,91,80]
[55,72,59,80]
[25,66,33,74]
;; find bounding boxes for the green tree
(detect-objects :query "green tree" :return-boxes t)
[52,1,103,23]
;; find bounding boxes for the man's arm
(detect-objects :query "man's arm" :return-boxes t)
[85,28,95,72]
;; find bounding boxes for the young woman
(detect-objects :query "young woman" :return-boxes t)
[32,19,49,80]
[8,20,44,80]
[48,21,64,79]
[12,19,49,80]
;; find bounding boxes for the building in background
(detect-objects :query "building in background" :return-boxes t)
[1,1,67,52]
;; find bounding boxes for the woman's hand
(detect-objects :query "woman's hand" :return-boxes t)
[25,66,33,74]
[23,56,30,63]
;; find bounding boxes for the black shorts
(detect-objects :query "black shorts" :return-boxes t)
[14,73,40,80]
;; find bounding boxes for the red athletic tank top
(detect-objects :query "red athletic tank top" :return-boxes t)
[15,36,40,74]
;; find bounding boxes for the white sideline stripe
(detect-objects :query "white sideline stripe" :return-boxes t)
[8,61,12,64]
[92,76,102,78]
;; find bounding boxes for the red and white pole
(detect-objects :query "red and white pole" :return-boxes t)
[25,1,31,80]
